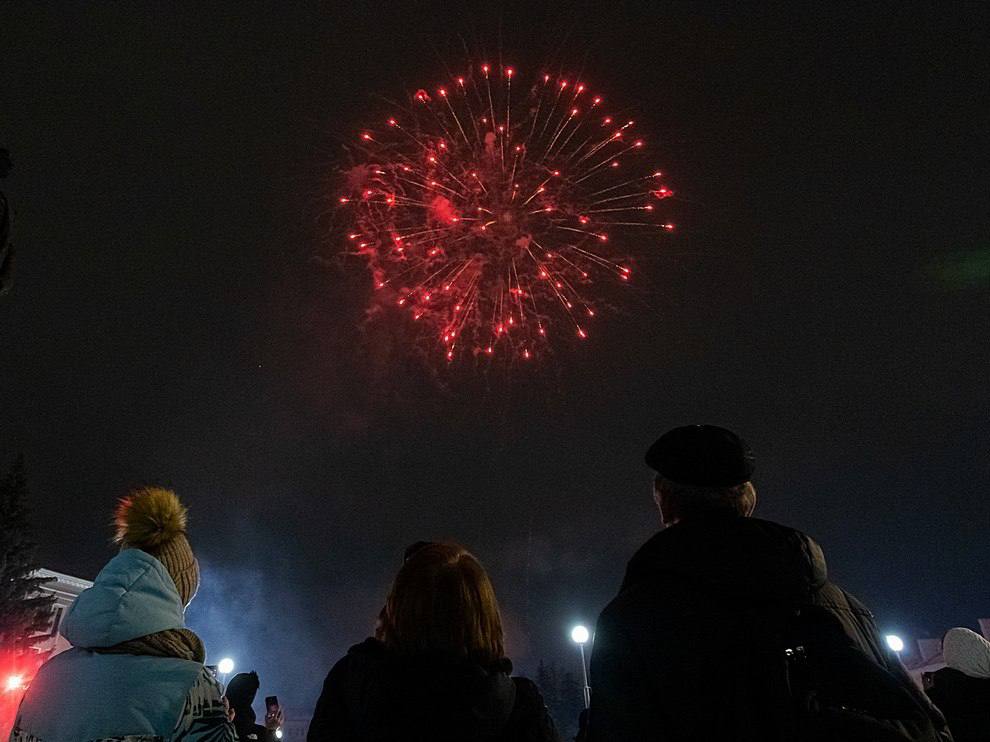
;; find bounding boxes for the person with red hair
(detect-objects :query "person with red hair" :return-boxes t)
[307,542,560,742]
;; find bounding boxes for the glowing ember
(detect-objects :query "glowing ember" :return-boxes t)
[340,63,675,362]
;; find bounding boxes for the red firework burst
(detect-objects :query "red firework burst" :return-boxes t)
[341,63,676,363]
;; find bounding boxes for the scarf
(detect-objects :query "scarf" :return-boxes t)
[95,627,206,662]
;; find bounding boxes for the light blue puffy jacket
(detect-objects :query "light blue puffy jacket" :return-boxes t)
[11,549,232,742]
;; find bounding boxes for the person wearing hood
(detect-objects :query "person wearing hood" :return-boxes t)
[10,487,235,742]
[307,541,561,742]
[924,627,990,742]
[585,425,951,742]
[225,671,283,742]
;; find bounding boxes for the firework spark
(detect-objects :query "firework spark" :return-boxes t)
[340,63,675,363]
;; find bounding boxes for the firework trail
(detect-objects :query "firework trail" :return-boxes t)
[340,63,675,363]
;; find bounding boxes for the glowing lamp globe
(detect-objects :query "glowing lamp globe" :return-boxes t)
[885,634,905,653]
[217,657,235,675]
[571,625,590,645]
[5,674,25,693]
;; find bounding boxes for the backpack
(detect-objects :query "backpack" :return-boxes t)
[746,603,946,742]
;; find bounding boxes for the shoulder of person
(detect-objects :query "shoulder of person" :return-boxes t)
[344,637,389,668]
[322,637,388,686]
[172,665,236,741]
[348,636,387,655]
[812,581,875,620]
[512,675,540,696]
[188,664,226,702]
[508,676,563,742]
[932,666,990,691]
[511,675,549,711]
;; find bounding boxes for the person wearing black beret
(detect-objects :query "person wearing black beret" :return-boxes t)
[582,425,951,742]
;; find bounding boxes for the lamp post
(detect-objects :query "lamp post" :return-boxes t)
[217,657,235,689]
[885,634,905,653]
[571,625,592,709]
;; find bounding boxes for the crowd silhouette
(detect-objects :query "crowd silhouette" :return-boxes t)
[10,425,988,741]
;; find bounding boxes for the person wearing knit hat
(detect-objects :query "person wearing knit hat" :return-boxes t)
[115,486,201,608]
[11,487,236,742]
[584,425,950,742]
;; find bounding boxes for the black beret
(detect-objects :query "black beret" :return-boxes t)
[645,425,755,486]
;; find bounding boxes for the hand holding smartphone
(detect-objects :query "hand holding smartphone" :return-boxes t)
[265,695,284,734]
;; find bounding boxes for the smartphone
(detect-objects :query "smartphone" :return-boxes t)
[265,695,280,714]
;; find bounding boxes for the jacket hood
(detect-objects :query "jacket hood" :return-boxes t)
[225,671,260,710]
[227,671,261,736]
[61,548,187,648]
[622,516,828,605]
[345,639,517,739]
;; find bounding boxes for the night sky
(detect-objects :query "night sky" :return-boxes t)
[2,0,988,716]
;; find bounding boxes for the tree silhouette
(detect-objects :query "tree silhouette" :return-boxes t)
[0,456,55,651]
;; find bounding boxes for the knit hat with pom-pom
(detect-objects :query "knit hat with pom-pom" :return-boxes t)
[114,487,199,606]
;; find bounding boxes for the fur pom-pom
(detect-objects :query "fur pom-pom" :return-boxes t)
[114,486,187,549]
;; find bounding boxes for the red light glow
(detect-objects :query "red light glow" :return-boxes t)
[338,63,675,363]
[4,675,24,693]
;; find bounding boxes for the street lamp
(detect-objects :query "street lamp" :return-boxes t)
[4,674,25,693]
[217,657,235,688]
[885,635,905,653]
[570,625,592,709]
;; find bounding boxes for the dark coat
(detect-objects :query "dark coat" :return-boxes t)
[307,638,561,742]
[233,720,274,742]
[587,515,951,742]
[926,667,990,742]
[226,671,276,742]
